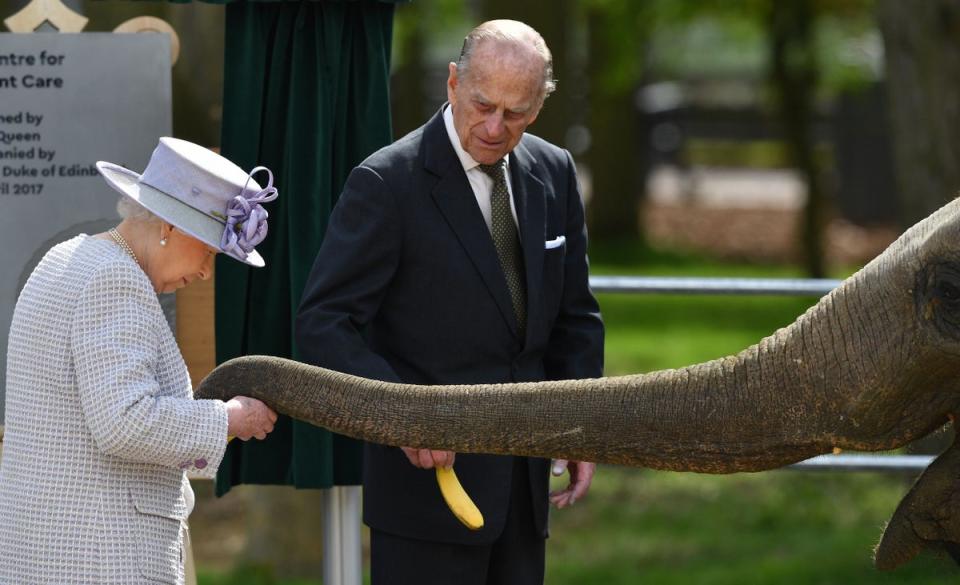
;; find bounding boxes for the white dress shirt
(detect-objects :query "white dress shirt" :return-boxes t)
[443,105,520,233]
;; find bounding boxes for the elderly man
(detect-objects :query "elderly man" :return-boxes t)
[296,19,604,585]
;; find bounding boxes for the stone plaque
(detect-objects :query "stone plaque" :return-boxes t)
[0,33,172,418]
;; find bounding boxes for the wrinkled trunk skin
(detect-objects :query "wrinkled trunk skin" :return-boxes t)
[198,197,960,569]
[199,341,948,473]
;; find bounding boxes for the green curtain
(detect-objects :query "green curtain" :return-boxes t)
[214,0,396,495]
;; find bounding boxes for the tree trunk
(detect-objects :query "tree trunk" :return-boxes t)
[768,0,827,278]
[585,4,645,243]
[876,0,960,227]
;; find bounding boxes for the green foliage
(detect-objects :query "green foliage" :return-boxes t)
[391,0,471,68]
[683,138,835,169]
[576,0,880,94]
[646,10,768,79]
[588,239,811,276]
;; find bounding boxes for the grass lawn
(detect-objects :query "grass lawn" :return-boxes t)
[591,242,823,375]
[546,468,956,584]
[200,246,958,583]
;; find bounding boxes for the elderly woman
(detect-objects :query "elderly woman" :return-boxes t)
[0,137,278,584]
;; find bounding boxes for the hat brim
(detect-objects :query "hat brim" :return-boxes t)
[96,161,264,268]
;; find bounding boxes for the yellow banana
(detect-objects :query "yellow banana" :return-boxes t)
[436,465,484,531]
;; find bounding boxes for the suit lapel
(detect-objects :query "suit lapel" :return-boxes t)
[423,109,521,337]
[510,142,545,348]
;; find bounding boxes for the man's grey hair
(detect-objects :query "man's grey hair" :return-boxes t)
[456,20,556,102]
[116,196,160,223]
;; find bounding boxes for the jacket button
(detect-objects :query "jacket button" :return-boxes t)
[195,458,208,469]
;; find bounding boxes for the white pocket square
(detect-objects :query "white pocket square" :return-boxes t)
[544,235,566,250]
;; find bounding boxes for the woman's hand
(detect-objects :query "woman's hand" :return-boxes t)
[225,396,278,440]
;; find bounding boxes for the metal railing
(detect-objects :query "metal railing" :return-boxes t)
[589,275,935,474]
[590,275,842,296]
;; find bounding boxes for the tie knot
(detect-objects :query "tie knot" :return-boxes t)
[478,160,506,179]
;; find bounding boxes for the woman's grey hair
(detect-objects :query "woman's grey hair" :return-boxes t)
[456,20,556,102]
[116,196,160,223]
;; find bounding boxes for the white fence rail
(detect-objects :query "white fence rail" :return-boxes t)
[591,275,936,474]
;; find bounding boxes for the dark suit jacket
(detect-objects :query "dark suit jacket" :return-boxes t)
[295,107,604,545]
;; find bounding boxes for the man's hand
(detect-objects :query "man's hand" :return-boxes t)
[549,459,595,508]
[401,447,456,469]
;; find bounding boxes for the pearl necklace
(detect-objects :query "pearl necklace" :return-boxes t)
[108,228,139,265]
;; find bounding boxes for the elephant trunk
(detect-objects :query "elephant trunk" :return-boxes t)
[196,282,883,473]
[197,266,953,473]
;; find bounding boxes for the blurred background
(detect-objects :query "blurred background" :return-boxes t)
[7,0,960,582]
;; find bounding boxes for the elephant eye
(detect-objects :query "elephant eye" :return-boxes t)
[941,281,960,302]
[916,261,960,340]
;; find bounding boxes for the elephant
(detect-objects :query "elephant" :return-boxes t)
[196,195,960,571]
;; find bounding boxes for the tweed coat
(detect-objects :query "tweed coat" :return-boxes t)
[0,235,228,585]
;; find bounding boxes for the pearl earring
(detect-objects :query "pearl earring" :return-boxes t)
[160,238,167,247]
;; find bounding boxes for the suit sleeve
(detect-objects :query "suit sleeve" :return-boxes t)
[543,150,605,381]
[71,262,228,470]
[295,165,404,383]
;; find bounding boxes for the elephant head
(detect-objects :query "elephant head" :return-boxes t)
[196,196,960,570]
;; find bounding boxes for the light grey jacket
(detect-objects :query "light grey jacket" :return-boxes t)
[0,235,228,584]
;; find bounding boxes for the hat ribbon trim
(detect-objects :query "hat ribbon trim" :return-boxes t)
[221,166,279,257]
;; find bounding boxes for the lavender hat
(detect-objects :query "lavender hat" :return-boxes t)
[96,137,278,267]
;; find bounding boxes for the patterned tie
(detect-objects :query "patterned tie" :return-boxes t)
[478,159,527,337]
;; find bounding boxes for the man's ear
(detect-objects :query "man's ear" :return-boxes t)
[447,62,459,104]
